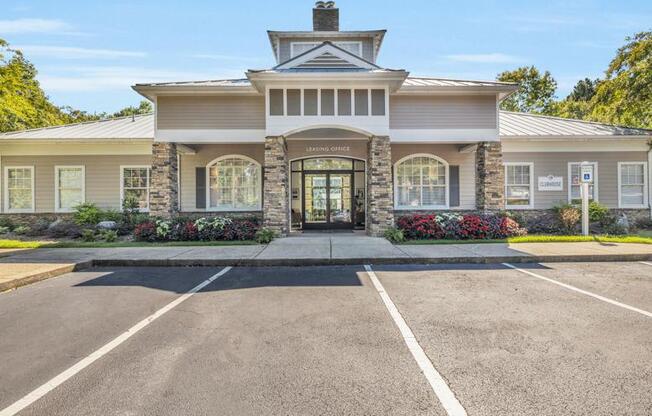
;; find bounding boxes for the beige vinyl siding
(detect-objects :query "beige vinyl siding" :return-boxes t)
[391,144,476,210]
[1,155,151,213]
[389,95,497,129]
[179,144,264,212]
[278,37,374,62]
[157,96,265,130]
[503,151,649,209]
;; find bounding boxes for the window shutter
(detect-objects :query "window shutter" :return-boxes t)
[449,166,460,207]
[195,167,206,209]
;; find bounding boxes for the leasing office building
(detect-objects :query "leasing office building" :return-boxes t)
[0,2,651,236]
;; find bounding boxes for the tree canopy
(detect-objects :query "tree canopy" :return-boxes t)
[0,38,152,133]
[497,66,558,114]
[498,31,651,129]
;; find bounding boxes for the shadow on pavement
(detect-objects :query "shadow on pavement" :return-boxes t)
[75,266,364,294]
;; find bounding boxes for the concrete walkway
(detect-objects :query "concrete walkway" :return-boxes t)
[1,234,651,291]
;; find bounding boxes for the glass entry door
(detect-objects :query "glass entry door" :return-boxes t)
[303,172,353,229]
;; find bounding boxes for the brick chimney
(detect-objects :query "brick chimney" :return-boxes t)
[313,1,339,31]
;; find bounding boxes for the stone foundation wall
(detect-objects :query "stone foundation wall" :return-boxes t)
[263,136,289,236]
[475,142,504,211]
[150,142,179,218]
[0,213,73,227]
[367,136,394,236]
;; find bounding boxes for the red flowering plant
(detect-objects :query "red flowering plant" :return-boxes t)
[134,221,157,242]
[458,215,491,239]
[396,214,445,239]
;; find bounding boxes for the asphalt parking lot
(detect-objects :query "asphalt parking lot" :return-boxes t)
[0,262,650,415]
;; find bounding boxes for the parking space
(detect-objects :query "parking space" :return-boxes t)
[0,262,650,415]
[372,262,652,416]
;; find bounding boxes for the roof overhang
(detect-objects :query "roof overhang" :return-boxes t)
[246,69,409,92]
[132,84,259,100]
[267,30,386,61]
[500,135,652,141]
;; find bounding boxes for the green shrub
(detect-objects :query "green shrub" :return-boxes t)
[0,226,10,234]
[0,217,15,231]
[553,203,581,234]
[13,225,31,235]
[255,228,277,244]
[73,203,103,225]
[100,209,123,222]
[81,229,96,242]
[100,229,118,242]
[588,201,610,222]
[384,227,405,243]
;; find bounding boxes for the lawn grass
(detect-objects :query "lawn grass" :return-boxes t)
[0,239,259,249]
[398,234,652,245]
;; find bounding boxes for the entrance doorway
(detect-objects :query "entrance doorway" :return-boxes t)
[290,157,365,231]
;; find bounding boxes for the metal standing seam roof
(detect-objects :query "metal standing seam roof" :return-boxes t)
[0,114,155,140]
[499,111,652,138]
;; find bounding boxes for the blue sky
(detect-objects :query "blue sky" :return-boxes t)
[1,0,650,113]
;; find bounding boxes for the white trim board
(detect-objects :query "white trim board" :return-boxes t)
[156,129,266,143]
[390,129,499,142]
[502,139,649,153]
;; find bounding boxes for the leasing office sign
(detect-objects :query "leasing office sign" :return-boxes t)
[538,175,564,191]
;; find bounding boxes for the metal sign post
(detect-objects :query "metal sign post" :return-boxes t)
[580,162,594,236]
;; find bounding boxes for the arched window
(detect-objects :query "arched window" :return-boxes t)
[394,154,449,209]
[207,156,261,211]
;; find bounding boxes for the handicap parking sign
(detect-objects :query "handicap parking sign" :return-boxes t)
[580,164,594,183]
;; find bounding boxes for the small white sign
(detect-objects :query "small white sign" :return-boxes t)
[538,175,564,191]
[580,164,594,183]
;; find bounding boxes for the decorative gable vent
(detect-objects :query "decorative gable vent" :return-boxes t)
[295,52,359,69]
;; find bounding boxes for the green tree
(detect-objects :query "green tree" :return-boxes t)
[110,100,152,118]
[589,31,652,128]
[497,66,558,113]
[568,78,599,101]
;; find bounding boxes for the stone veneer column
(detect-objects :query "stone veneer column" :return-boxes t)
[475,141,505,211]
[263,136,289,236]
[367,136,394,237]
[149,142,179,218]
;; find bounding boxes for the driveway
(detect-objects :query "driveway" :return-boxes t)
[0,262,650,415]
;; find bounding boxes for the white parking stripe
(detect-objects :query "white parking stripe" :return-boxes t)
[503,263,652,318]
[0,267,232,416]
[640,261,652,267]
[364,265,467,416]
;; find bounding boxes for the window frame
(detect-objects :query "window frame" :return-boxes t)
[4,166,35,213]
[54,165,85,213]
[205,155,262,212]
[393,154,450,210]
[617,161,648,209]
[504,162,534,210]
[120,165,151,213]
[568,162,599,203]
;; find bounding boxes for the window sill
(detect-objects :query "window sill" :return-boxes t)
[394,205,450,211]
[505,205,534,210]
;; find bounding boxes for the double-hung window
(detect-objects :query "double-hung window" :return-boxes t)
[4,167,34,213]
[55,166,85,212]
[568,162,598,203]
[121,166,151,211]
[505,163,533,208]
[618,162,648,208]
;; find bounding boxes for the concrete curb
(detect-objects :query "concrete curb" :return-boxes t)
[91,253,652,268]
[3,253,650,293]
[0,260,93,293]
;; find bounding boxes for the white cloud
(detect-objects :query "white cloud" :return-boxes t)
[444,53,523,64]
[0,18,71,34]
[15,45,146,59]
[37,66,243,92]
